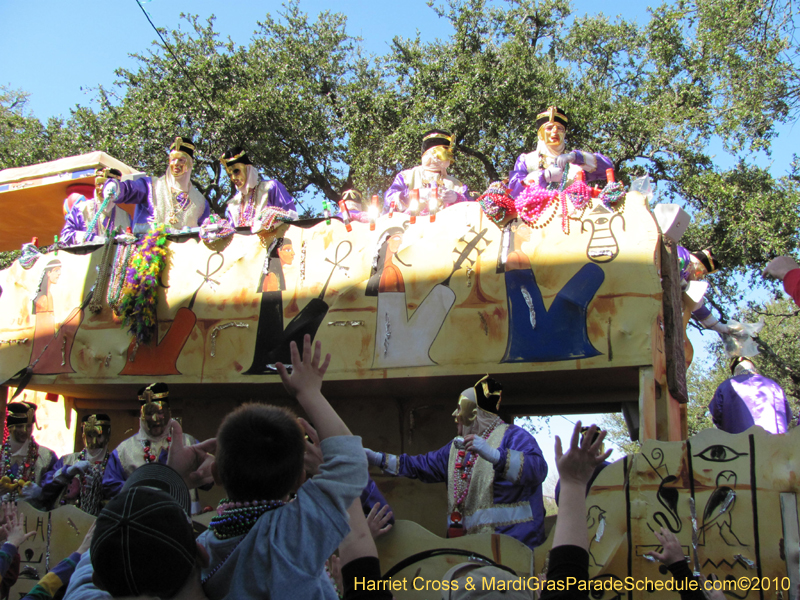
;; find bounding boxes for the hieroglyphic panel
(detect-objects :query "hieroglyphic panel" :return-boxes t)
[531,426,800,600]
[0,196,661,387]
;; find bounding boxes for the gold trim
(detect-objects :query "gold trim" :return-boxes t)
[220,150,247,168]
[170,137,196,154]
[423,132,453,143]
[94,167,121,181]
[536,105,568,124]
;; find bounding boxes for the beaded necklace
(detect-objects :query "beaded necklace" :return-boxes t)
[451,417,502,514]
[1,434,40,483]
[208,498,289,540]
[238,188,257,227]
[107,243,133,311]
[64,449,110,515]
[142,433,172,464]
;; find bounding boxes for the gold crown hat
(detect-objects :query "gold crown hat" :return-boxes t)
[691,248,720,274]
[219,146,252,171]
[169,136,196,159]
[82,413,111,437]
[473,374,503,414]
[421,129,453,153]
[6,401,37,426]
[95,167,123,180]
[535,105,569,130]
[138,383,170,405]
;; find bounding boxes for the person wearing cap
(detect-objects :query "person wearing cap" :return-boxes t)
[219,147,297,231]
[198,336,367,600]
[102,383,208,513]
[508,105,613,199]
[677,246,738,335]
[764,255,800,308]
[101,136,210,233]
[365,376,548,549]
[384,129,471,214]
[60,168,132,246]
[0,402,58,499]
[709,357,794,434]
[64,463,211,600]
[39,414,112,515]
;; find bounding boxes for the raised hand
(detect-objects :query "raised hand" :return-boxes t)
[166,419,217,489]
[366,502,394,539]
[645,527,686,566]
[276,335,331,399]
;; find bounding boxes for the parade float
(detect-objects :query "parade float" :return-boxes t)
[1,145,797,598]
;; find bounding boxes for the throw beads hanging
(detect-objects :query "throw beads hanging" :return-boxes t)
[0,428,40,493]
[117,225,169,344]
[599,181,626,210]
[477,182,517,225]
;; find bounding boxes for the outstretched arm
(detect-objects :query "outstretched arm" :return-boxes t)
[277,335,350,440]
[552,422,612,550]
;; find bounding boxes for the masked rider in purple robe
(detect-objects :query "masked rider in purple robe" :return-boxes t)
[384,130,470,214]
[220,147,297,232]
[61,168,132,246]
[102,137,210,233]
[508,105,613,198]
[364,376,548,549]
[710,357,794,434]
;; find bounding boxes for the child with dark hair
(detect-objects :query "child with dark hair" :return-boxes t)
[199,335,368,600]
[215,404,306,502]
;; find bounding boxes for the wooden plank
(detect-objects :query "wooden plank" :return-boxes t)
[659,237,688,403]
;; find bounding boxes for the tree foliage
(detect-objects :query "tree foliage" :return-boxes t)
[3,0,800,404]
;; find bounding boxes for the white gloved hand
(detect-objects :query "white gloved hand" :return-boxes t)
[440,189,459,206]
[103,179,120,200]
[543,166,564,183]
[69,460,92,477]
[726,321,745,334]
[21,483,43,502]
[710,320,730,335]
[364,448,384,468]
[555,152,577,169]
[522,171,541,187]
[471,437,501,465]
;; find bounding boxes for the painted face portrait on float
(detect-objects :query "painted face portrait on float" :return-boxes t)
[138,383,172,438]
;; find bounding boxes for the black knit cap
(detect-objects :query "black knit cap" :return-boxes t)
[169,136,196,159]
[220,146,252,168]
[535,106,569,130]
[91,486,196,598]
[138,382,170,405]
[421,129,453,154]
[122,463,192,514]
[7,402,36,426]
